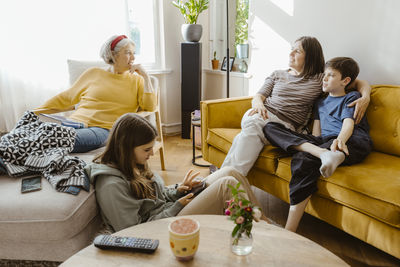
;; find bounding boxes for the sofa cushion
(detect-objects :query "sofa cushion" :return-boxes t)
[275,151,400,227]
[367,85,400,156]
[207,128,287,174]
[0,148,103,242]
[0,176,98,241]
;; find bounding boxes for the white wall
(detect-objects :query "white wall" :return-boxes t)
[247,0,400,95]
[161,1,209,134]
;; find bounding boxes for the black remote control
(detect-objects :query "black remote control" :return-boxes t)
[93,234,159,253]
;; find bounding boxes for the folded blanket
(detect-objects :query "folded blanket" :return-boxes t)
[0,111,89,194]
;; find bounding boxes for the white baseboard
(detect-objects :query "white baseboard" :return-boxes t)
[162,122,181,135]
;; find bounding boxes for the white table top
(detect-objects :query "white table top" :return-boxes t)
[61,215,348,267]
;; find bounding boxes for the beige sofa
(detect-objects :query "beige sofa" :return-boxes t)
[200,85,400,258]
[0,149,103,262]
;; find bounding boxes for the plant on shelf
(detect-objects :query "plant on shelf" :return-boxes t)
[172,0,209,24]
[225,182,261,255]
[211,51,219,70]
[172,0,209,42]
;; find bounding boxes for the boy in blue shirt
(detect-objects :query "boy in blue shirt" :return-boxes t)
[263,57,372,232]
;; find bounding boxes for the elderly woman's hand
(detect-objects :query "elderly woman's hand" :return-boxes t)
[130,64,147,77]
[347,96,370,124]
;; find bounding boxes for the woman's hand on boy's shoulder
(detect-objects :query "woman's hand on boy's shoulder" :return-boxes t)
[347,95,370,124]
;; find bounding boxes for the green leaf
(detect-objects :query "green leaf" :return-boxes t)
[232,224,240,237]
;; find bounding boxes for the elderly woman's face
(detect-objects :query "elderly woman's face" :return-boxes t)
[289,41,305,74]
[114,43,135,70]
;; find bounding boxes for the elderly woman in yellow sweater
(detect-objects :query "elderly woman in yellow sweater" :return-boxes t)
[34,35,156,153]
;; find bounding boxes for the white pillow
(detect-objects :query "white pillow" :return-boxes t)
[67,59,108,85]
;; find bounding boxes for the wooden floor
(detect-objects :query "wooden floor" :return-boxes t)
[149,135,400,267]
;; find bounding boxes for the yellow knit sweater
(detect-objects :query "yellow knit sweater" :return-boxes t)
[37,68,156,129]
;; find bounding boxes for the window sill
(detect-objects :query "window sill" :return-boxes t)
[202,69,253,79]
[147,69,173,75]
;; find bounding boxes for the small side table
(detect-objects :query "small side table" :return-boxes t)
[191,114,210,167]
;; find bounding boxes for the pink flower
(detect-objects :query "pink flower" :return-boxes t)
[236,216,245,224]
[226,199,234,205]
[239,201,243,207]
[225,209,231,216]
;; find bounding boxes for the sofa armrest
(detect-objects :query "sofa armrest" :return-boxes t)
[201,96,252,160]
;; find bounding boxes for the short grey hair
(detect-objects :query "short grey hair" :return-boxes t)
[100,35,136,65]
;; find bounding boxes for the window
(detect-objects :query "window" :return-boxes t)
[126,0,162,69]
[209,0,249,62]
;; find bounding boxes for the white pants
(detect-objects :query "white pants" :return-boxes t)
[221,109,295,176]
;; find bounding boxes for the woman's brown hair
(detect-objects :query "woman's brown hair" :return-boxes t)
[296,36,325,78]
[94,113,158,199]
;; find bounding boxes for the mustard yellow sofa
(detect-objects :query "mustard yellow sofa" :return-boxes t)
[201,85,400,258]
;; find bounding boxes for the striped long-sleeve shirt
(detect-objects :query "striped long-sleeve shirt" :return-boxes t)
[257,70,324,130]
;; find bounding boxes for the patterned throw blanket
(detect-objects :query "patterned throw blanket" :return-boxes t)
[0,111,89,194]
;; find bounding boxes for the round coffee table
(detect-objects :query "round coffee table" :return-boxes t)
[61,215,348,266]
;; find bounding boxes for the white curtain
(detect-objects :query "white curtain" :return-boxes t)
[0,0,127,132]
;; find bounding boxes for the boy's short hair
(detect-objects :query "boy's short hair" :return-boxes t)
[325,57,359,90]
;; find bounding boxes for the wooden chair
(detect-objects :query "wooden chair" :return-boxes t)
[137,75,166,170]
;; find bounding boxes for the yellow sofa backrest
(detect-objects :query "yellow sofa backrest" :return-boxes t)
[367,85,400,156]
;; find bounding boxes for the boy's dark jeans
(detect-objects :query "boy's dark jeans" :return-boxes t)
[263,122,372,205]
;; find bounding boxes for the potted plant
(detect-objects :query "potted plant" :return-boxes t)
[211,51,219,70]
[172,0,209,42]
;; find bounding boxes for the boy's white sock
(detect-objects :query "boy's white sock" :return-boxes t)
[319,151,345,178]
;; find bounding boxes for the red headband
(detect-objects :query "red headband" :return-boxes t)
[110,35,127,51]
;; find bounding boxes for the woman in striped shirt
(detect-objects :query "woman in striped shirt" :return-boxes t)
[221,36,371,177]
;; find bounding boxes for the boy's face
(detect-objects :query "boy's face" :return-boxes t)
[323,67,348,95]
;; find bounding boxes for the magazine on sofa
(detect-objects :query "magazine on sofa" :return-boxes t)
[38,114,86,129]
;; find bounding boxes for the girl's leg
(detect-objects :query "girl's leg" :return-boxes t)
[72,127,109,153]
[177,176,243,216]
[204,166,263,213]
[221,109,269,176]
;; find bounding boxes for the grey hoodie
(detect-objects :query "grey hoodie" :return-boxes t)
[85,163,184,232]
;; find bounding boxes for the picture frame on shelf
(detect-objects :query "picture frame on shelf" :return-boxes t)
[221,56,235,71]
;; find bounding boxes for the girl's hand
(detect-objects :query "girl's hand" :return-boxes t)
[330,139,349,156]
[177,169,201,193]
[178,193,194,206]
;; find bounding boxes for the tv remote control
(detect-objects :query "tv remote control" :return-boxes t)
[94,234,159,253]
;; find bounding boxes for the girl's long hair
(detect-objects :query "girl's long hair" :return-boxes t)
[94,113,158,199]
[296,36,325,78]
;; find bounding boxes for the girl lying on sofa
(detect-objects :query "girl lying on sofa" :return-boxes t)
[85,113,266,232]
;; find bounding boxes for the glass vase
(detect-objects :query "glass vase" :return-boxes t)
[230,231,253,255]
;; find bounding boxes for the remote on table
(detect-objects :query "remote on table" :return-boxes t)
[94,234,159,253]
